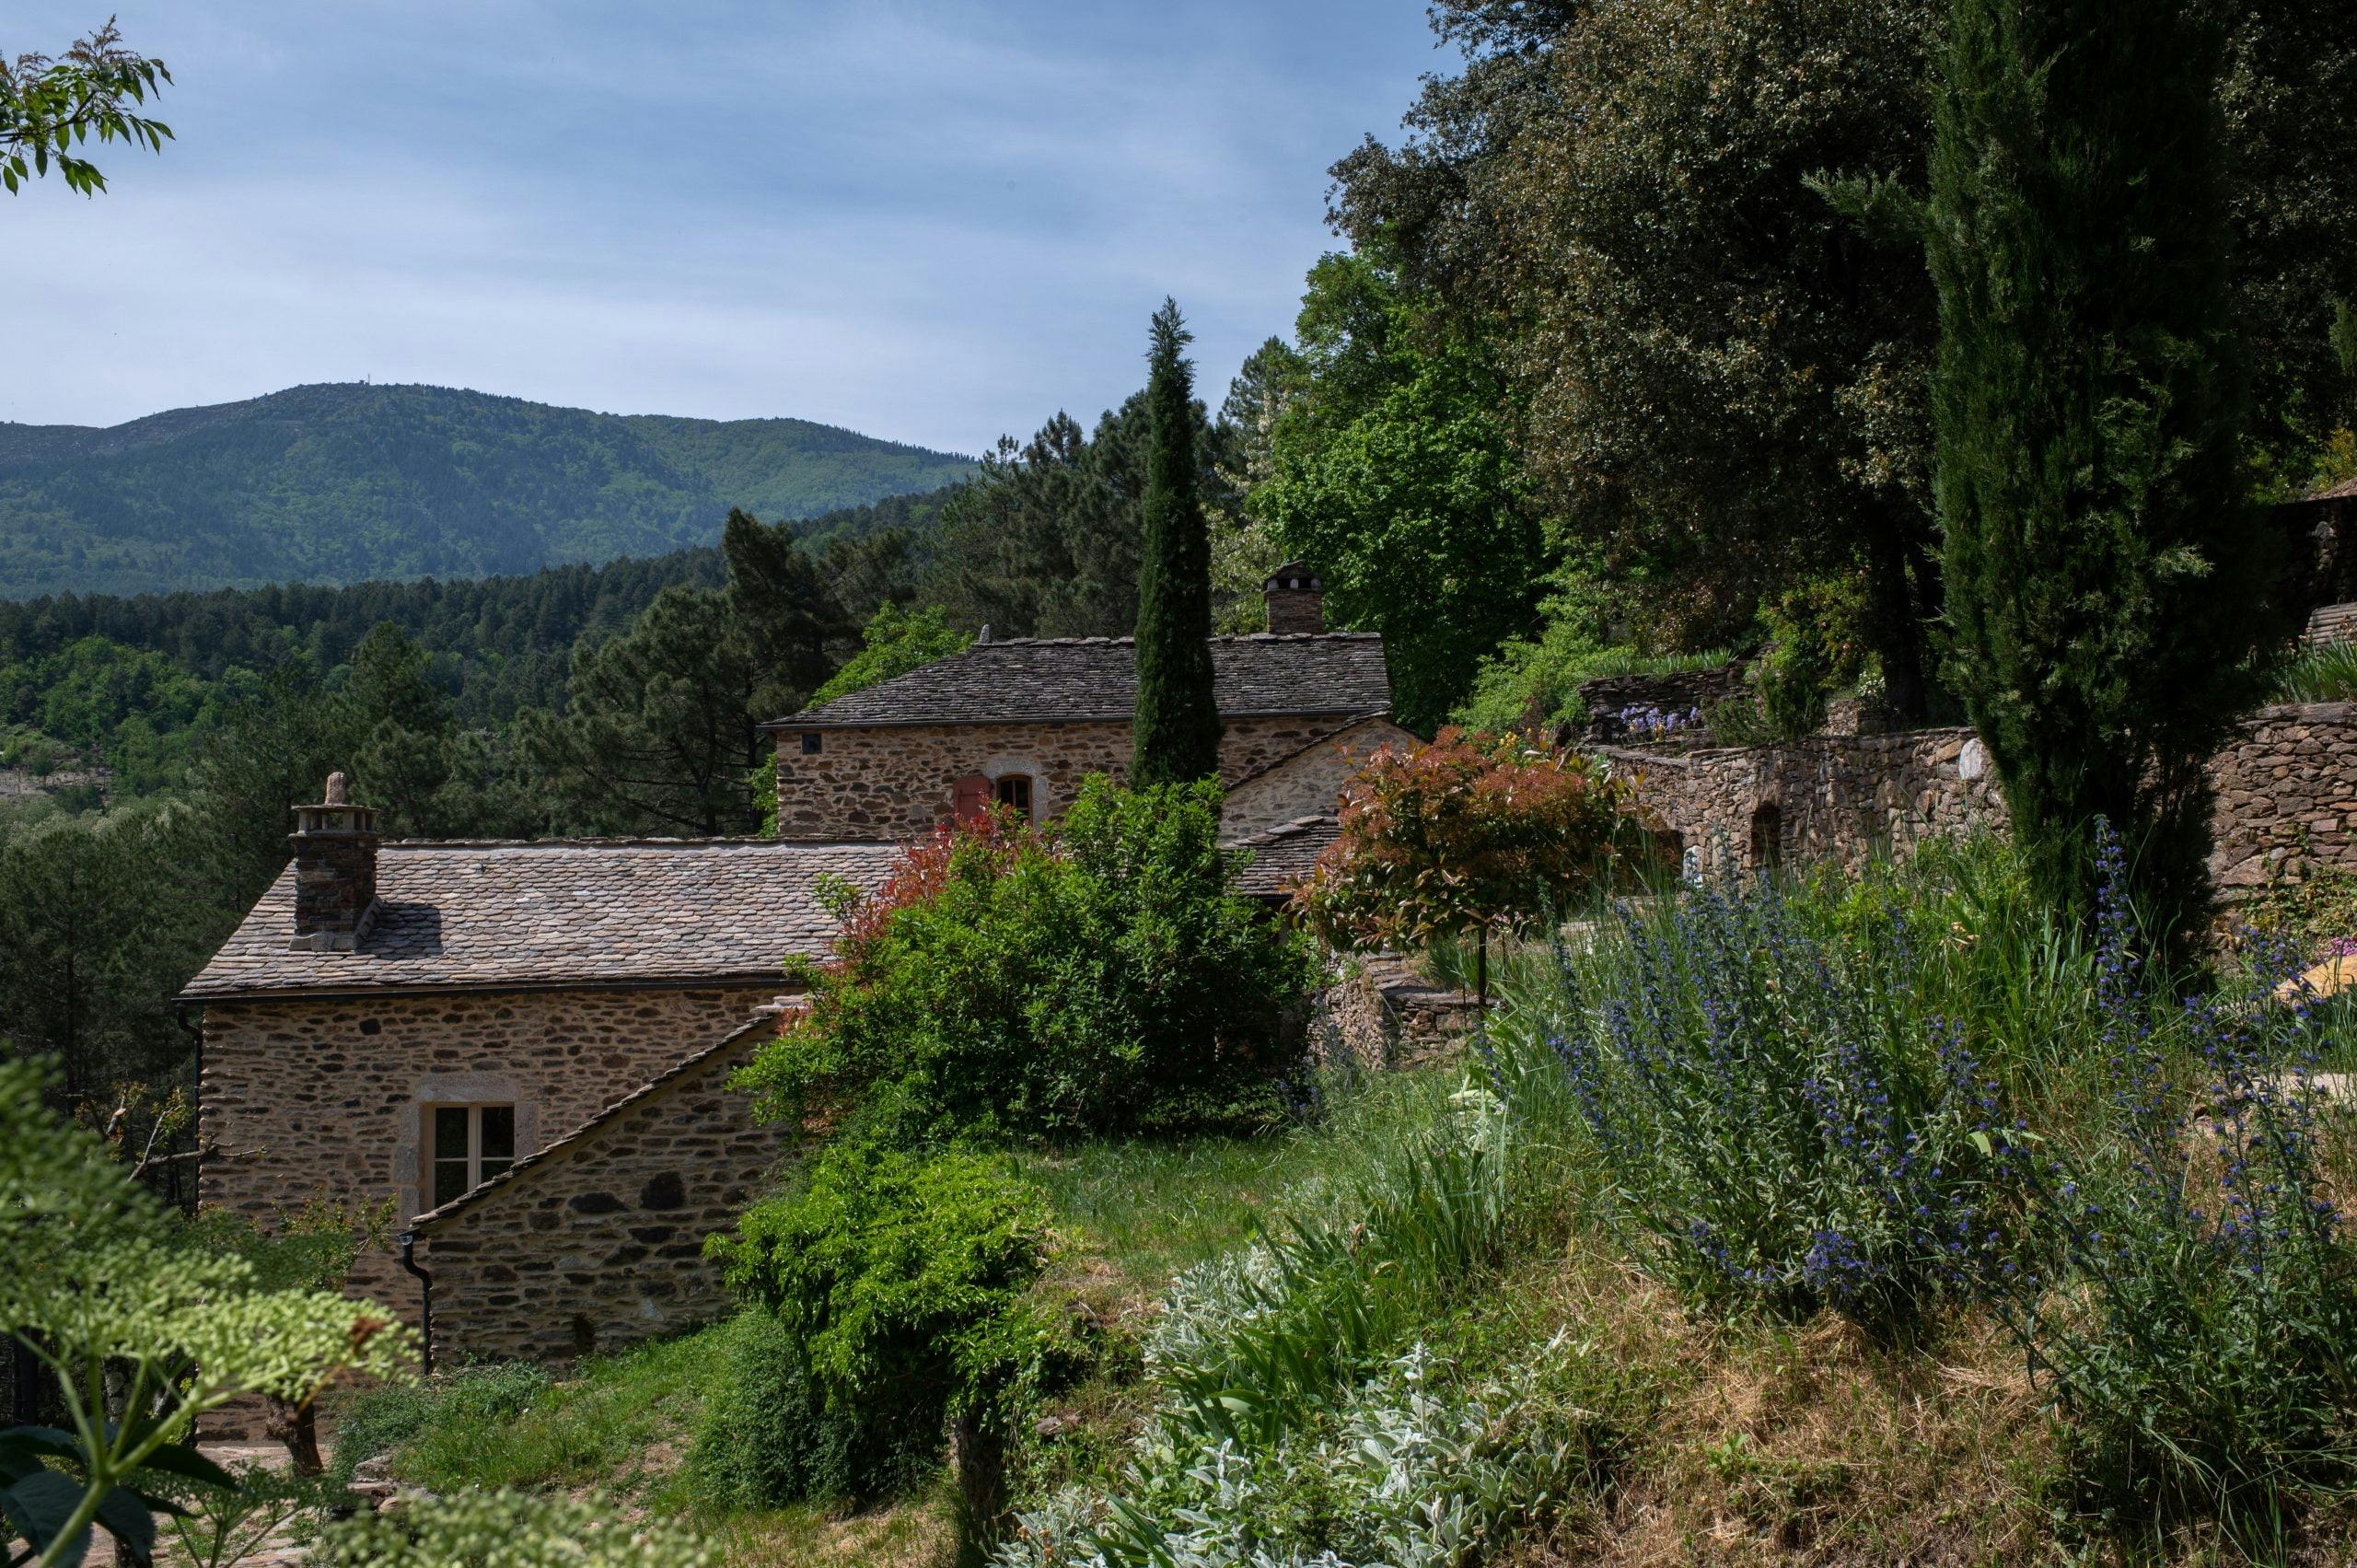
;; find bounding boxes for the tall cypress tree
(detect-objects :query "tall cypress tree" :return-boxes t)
[1132,299,1224,785]
[1925,0,2272,933]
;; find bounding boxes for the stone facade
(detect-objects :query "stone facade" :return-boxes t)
[1222,716,1418,838]
[1610,703,2357,896]
[415,1018,789,1365]
[773,714,1376,842]
[1608,726,2007,877]
[197,983,780,1330]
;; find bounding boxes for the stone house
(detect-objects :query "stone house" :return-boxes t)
[767,566,1411,842]
[181,565,1410,1367]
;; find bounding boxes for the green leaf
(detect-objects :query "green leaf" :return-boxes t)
[127,1439,237,1493]
[92,1481,157,1561]
[2,1469,90,1564]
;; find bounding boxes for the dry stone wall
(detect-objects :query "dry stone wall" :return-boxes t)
[416,1020,787,1365]
[197,983,778,1331]
[772,714,1377,842]
[1611,703,2357,896]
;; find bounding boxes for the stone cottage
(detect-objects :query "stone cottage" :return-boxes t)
[767,564,1411,841]
[181,565,1411,1366]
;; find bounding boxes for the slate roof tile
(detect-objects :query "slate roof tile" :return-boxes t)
[1226,814,1339,900]
[180,839,900,1001]
[767,633,1390,730]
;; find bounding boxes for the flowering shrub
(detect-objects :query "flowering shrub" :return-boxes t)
[744,778,1314,1143]
[1548,873,2032,1332]
[1612,703,1703,742]
[1991,823,2357,1524]
[1291,728,1637,996]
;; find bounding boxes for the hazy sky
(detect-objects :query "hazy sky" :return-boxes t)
[7,2,1442,455]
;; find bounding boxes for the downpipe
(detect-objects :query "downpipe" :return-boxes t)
[397,1231,435,1376]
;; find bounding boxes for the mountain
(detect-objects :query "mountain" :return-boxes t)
[0,383,975,598]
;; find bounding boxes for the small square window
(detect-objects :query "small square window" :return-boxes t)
[994,774,1033,816]
[424,1103,518,1213]
[800,732,822,755]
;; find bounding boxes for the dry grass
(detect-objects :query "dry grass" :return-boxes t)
[704,1491,957,1567]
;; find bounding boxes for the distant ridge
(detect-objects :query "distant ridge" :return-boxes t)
[0,382,975,598]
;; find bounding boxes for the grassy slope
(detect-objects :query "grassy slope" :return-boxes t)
[0,385,974,598]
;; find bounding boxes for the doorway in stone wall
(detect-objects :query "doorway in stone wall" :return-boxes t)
[1748,803,1782,869]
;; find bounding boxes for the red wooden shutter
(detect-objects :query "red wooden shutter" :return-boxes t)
[952,772,991,826]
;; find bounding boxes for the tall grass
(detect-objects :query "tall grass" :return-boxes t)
[2273,641,2357,703]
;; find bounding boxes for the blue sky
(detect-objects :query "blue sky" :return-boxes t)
[7,2,1442,455]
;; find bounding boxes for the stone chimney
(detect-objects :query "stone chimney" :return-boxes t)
[1262,561,1324,634]
[289,770,380,952]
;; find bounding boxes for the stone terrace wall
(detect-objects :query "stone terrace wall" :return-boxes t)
[417,1019,789,1365]
[1610,703,2357,895]
[772,714,1376,842]
[198,983,779,1332]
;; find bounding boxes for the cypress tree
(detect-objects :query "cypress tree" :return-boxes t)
[1925,0,2272,933]
[1131,299,1223,785]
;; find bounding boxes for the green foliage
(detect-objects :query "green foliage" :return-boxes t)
[0,20,171,197]
[1923,0,2276,935]
[1131,300,1224,787]
[521,586,763,836]
[331,1362,553,1484]
[0,383,970,599]
[313,1488,719,1567]
[1255,254,1551,731]
[723,506,858,720]
[1539,871,2031,1333]
[715,1142,1064,1505]
[809,601,969,707]
[0,1057,415,1568]
[2274,640,2357,703]
[688,1308,865,1509]
[1291,729,1634,961]
[740,779,1314,1144]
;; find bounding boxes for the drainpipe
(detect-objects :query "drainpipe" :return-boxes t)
[397,1231,434,1376]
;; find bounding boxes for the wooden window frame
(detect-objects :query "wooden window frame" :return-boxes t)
[423,1102,517,1213]
[993,772,1035,818]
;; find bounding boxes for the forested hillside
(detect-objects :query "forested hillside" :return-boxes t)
[0,382,974,598]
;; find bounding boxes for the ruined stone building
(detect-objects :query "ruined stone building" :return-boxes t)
[182,565,1409,1365]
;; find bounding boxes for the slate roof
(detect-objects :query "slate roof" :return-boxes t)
[180,840,900,1001]
[766,633,1390,730]
[1225,815,1339,901]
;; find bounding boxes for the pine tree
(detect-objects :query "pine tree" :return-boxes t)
[1925,0,2273,932]
[1132,299,1224,786]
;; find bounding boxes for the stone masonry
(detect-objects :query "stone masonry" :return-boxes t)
[774,714,1374,842]
[198,984,780,1331]
[1611,703,2357,895]
[1222,716,1418,838]
[414,1016,790,1365]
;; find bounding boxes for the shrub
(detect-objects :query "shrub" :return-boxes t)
[688,1308,864,1508]
[1991,825,2357,1529]
[2271,640,2357,704]
[742,777,1314,1144]
[714,1142,1070,1523]
[1544,872,2032,1333]
[1291,727,1637,999]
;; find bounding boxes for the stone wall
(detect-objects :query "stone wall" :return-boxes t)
[1608,726,2007,877]
[772,714,1377,842]
[1575,664,1748,746]
[1610,703,2357,895]
[1223,717,1416,837]
[197,982,779,1330]
[416,1018,789,1365]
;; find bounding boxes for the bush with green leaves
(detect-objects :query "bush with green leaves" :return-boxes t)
[687,1307,865,1509]
[741,777,1314,1144]
[0,1056,414,1568]
[714,1140,1070,1521]
[1539,871,2032,1334]
[330,1361,553,1486]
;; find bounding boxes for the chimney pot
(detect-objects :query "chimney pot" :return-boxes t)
[1261,561,1325,634]
[289,772,380,952]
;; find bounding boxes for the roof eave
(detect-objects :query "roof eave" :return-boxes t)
[761,705,1388,733]
[177,970,807,1007]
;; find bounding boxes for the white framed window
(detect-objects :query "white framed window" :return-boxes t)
[424,1103,516,1210]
